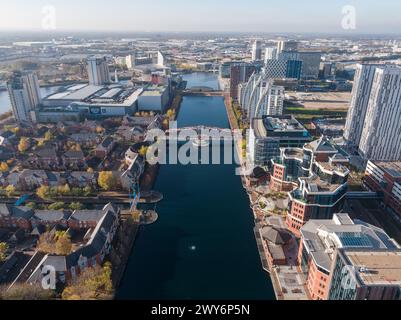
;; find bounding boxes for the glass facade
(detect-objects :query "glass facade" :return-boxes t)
[329,254,357,300]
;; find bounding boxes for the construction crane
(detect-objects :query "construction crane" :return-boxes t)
[129,180,141,211]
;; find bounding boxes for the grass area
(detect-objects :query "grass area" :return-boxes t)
[284,103,348,122]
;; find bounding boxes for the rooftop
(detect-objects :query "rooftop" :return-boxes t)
[373,161,401,178]
[252,116,309,138]
[43,84,143,108]
[345,250,401,286]
[301,214,399,272]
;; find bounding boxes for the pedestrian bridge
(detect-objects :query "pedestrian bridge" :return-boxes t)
[164,126,237,142]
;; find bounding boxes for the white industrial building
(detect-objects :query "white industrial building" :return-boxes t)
[138,85,170,113]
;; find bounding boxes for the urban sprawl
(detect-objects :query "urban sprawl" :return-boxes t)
[0,34,401,300]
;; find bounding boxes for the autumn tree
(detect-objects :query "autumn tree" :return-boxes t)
[61,262,113,300]
[57,184,71,196]
[44,130,53,141]
[138,145,149,157]
[55,232,72,256]
[36,185,50,199]
[98,171,116,191]
[0,283,55,300]
[96,126,105,134]
[0,242,8,262]
[0,162,9,172]
[5,185,15,197]
[18,137,30,153]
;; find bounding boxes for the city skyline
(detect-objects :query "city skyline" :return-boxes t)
[1,0,401,34]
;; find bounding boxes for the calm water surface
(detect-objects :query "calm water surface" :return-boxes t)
[117,73,274,300]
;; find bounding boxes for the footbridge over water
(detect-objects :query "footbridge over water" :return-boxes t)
[164,126,238,143]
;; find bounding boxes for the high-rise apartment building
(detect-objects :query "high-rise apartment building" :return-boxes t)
[126,54,136,70]
[87,56,110,85]
[7,71,41,122]
[251,40,262,61]
[344,64,377,149]
[358,65,401,161]
[264,47,278,62]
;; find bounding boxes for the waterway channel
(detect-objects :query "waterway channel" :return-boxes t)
[116,73,275,300]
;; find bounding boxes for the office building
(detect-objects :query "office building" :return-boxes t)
[264,59,302,80]
[286,60,303,79]
[358,65,401,161]
[219,61,235,79]
[298,52,322,79]
[298,213,399,300]
[277,40,299,54]
[248,116,311,166]
[285,137,350,236]
[344,64,378,150]
[329,249,401,300]
[270,136,349,192]
[87,56,110,86]
[364,161,401,218]
[7,71,41,122]
[251,40,262,61]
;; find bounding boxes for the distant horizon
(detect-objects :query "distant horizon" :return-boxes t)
[1,30,401,40]
[1,1,401,35]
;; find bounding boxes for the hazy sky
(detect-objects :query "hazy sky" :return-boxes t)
[0,0,400,34]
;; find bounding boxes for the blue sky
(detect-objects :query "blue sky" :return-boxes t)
[0,0,400,33]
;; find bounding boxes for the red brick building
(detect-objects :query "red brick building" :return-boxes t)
[364,161,401,218]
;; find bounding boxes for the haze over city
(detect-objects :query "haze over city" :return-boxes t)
[1,0,401,33]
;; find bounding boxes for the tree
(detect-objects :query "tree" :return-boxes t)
[0,283,55,300]
[96,126,105,134]
[55,233,72,256]
[138,145,148,157]
[44,130,53,141]
[0,162,9,172]
[36,185,50,199]
[18,137,30,153]
[5,185,15,197]
[61,262,113,300]
[98,171,116,191]
[83,185,92,196]
[69,202,83,211]
[0,242,8,262]
[48,202,65,210]
[166,109,176,119]
[57,184,71,196]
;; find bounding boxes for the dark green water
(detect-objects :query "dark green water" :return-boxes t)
[116,74,275,300]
